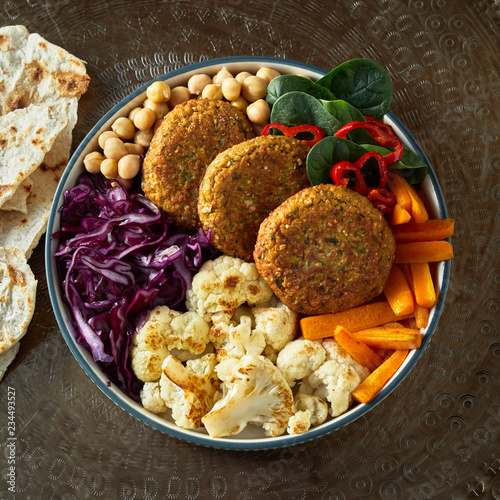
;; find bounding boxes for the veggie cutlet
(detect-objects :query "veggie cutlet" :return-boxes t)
[141,98,255,230]
[198,135,311,262]
[254,184,396,315]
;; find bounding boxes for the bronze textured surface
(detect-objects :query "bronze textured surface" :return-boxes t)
[1,0,499,497]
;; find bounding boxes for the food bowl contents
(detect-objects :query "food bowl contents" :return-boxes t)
[198,135,311,261]
[56,58,455,439]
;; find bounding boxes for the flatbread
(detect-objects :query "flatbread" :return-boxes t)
[0,247,37,354]
[0,177,33,213]
[0,101,68,207]
[0,342,20,381]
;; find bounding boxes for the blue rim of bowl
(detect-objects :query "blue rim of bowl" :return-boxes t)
[46,55,451,450]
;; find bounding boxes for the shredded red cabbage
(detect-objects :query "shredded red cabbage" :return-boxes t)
[54,173,218,401]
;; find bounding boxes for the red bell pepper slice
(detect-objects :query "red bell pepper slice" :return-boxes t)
[261,123,324,147]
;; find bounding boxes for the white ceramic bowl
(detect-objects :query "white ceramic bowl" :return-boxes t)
[46,56,450,450]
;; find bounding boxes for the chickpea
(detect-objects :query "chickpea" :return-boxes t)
[128,106,142,121]
[83,151,104,174]
[221,78,241,101]
[116,176,134,190]
[187,73,212,95]
[296,74,312,80]
[241,75,268,102]
[111,117,135,141]
[143,98,169,121]
[103,137,128,160]
[246,99,271,125]
[212,67,233,85]
[124,142,144,155]
[97,130,119,150]
[133,107,156,131]
[168,86,192,108]
[134,128,154,149]
[146,81,171,103]
[231,95,249,112]
[256,67,281,83]
[235,71,252,85]
[100,158,119,179]
[117,154,141,180]
[201,83,223,100]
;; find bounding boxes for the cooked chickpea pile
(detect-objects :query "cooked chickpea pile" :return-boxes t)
[83,66,281,186]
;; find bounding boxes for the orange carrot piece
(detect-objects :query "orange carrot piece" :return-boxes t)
[389,203,412,225]
[383,264,415,316]
[414,304,430,329]
[391,218,455,243]
[400,176,429,223]
[395,241,454,263]
[387,171,412,211]
[300,301,414,340]
[399,317,419,329]
[349,326,422,350]
[410,262,436,308]
[334,326,384,371]
[352,349,409,404]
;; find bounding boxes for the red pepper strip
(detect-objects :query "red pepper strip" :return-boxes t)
[261,123,324,147]
[335,120,403,165]
[364,115,398,138]
[367,188,396,214]
[331,161,369,195]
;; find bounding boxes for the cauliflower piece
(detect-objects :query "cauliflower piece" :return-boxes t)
[294,393,329,427]
[212,315,266,360]
[276,337,326,387]
[202,354,294,438]
[287,411,311,435]
[159,354,221,430]
[322,338,370,381]
[306,360,361,417]
[140,381,167,414]
[252,300,299,352]
[186,255,273,320]
[130,306,211,382]
[130,306,178,382]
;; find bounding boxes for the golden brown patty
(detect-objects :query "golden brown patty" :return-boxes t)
[198,135,311,262]
[254,184,396,315]
[141,99,254,230]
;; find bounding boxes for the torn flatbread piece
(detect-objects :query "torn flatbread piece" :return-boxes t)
[0,247,37,354]
[0,101,69,207]
[0,177,33,213]
[0,342,20,381]
[0,25,90,115]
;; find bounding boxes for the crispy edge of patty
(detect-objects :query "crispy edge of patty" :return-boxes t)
[254,184,396,315]
[141,98,254,230]
[198,135,311,261]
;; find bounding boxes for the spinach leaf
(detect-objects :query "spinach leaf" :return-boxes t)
[306,136,369,185]
[266,74,335,106]
[359,144,428,184]
[320,99,365,125]
[270,91,341,136]
[316,58,392,119]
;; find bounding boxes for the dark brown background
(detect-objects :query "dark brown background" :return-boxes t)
[1,1,499,498]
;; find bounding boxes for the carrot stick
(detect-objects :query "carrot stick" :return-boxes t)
[333,326,384,371]
[399,317,419,330]
[391,218,455,243]
[349,326,422,350]
[400,177,429,223]
[300,301,414,340]
[410,262,436,308]
[352,349,409,403]
[389,203,412,225]
[399,264,430,329]
[383,264,414,316]
[395,241,454,263]
[387,171,412,211]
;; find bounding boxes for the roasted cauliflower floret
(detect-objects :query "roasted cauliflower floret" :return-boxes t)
[276,337,326,387]
[212,315,266,360]
[252,300,298,352]
[159,353,221,430]
[322,337,370,381]
[140,381,167,415]
[186,255,273,320]
[202,354,294,438]
[130,306,178,382]
[287,393,329,435]
[130,305,211,382]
